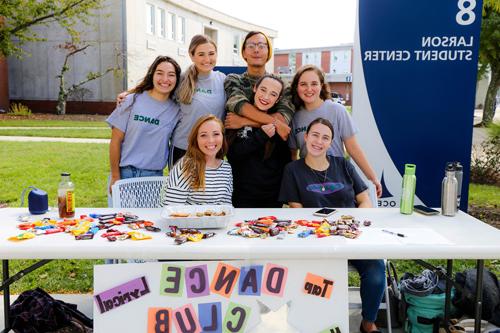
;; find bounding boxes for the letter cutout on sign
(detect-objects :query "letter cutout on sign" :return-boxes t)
[148,307,172,333]
[238,265,263,296]
[198,302,222,333]
[262,264,287,297]
[223,302,251,333]
[210,263,240,298]
[303,273,334,299]
[186,265,210,298]
[160,265,184,296]
[173,304,201,333]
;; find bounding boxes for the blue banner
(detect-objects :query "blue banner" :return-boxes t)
[353,0,482,210]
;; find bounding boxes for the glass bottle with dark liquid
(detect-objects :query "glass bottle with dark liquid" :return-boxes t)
[58,172,75,218]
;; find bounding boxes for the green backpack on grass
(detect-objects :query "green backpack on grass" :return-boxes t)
[404,292,450,333]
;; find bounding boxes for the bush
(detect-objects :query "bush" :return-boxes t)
[470,135,500,185]
[8,103,32,117]
[488,122,500,139]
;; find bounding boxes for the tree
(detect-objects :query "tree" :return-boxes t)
[478,0,500,126]
[56,41,120,115]
[0,0,102,57]
[0,0,102,111]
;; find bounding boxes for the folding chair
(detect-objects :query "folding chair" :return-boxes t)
[348,261,393,333]
[109,176,167,264]
[348,183,393,332]
[111,176,167,208]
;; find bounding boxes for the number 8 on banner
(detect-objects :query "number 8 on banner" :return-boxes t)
[456,0,476,25]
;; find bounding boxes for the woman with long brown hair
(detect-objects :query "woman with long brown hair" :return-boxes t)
[162,114,232,205]
[171,34,226,164]
[226,74,291,208]
[107,55,181,195]
[289,64,382,197]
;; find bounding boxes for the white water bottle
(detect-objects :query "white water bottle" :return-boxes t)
[441,163,457,216]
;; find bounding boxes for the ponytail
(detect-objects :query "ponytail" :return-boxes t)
[177,64,198,105]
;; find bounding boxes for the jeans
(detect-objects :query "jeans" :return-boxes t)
[349,259,386,322]
[119,165,163,179]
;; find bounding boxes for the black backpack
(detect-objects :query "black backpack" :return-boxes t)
[10,288,93,333]
[452,268,500,326]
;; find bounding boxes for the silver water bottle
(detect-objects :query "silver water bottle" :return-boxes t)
[453,162,463,210]
[441,163,458,216]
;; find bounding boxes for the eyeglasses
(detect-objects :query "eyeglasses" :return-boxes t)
[245,42,268,51]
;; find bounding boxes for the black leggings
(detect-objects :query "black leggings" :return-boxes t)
[172,147,186,166]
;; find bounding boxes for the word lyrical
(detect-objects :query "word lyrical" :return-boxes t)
[94,276,150,314]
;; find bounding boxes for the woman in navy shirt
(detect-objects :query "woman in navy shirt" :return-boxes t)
[280,118,385,333]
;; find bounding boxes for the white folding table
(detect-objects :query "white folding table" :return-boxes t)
[1,208,499,332]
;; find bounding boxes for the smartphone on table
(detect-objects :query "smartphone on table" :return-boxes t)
[313,208,337,217]
[414,205,439,215]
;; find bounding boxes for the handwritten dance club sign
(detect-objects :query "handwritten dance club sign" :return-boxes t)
[94,260,348,332]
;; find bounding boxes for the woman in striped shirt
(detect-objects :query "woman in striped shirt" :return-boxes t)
[161,114,233,205]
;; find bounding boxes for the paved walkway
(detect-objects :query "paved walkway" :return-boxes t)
[0,136,109,143]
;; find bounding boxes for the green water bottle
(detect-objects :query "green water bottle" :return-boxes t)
[400,164,416,214]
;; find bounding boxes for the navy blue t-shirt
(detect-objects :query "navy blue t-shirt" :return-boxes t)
[279,156,368,208]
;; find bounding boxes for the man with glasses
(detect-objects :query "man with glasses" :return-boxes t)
[224,31,294,140]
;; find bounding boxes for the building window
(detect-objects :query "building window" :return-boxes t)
[167,12,175,40]
[158,8,166,38]
[177,16,185,43]
[146,3,155,35]
[233,35,240,54]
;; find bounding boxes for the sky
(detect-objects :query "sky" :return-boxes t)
[198,0,357,49]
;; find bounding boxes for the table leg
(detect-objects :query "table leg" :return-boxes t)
[0,259,52,332]
[444,259,453,332]
[2,260,10,332]
[474,260,484,333]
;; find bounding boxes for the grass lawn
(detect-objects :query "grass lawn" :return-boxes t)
[0,142,109,208]
[0,128,111,139]
[469,183,500,206]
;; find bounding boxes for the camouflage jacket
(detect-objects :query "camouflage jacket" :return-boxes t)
[224,72,295,124]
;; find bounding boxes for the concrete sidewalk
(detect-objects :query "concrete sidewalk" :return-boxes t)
[0,136,109,143]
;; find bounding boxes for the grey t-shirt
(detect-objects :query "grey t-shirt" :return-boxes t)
[106,92,180,170]
[289,99,357,158]
[172,70,226,150]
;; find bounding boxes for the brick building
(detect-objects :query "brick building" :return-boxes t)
[274,44,353,106]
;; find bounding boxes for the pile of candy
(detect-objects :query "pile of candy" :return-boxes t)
[227,215,372,240]
[9,213,160,242]
[166,226,216,245]
[227,216,299,239]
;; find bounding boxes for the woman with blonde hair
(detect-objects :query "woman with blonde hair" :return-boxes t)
[115,35,226,165]
[162,114,232,205]
[171,34,226,164]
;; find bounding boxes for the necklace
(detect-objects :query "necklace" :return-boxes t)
[310,167,328,191]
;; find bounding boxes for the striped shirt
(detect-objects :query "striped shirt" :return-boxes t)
[162,157,233,206]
